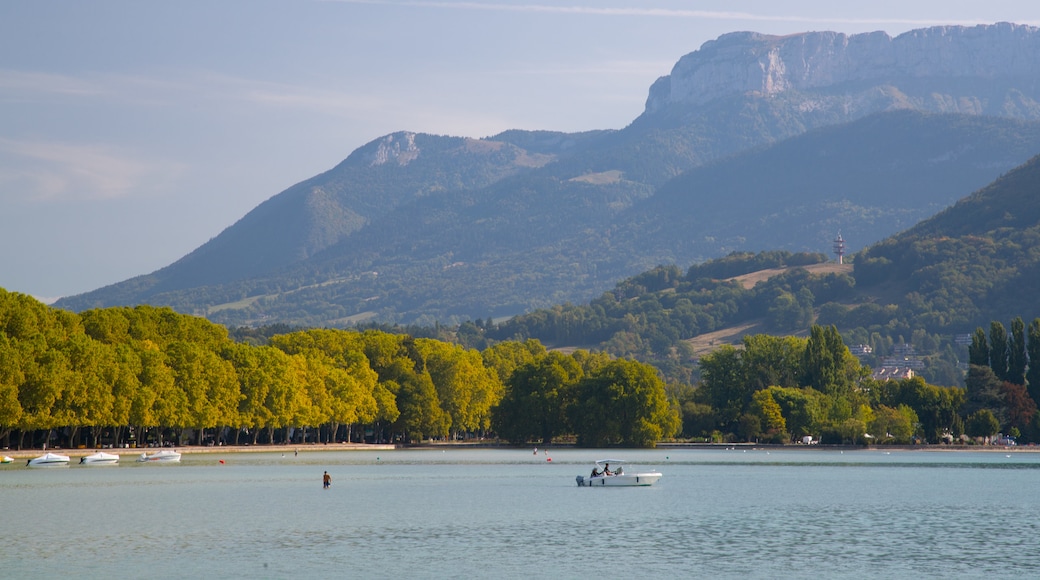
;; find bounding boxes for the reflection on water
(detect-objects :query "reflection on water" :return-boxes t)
[2,448,1039,579]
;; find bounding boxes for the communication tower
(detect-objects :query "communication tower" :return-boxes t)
[833,232,846,264]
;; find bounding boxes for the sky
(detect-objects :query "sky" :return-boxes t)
[2,1,1039,302]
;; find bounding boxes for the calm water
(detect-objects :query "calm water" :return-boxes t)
[2,447,1039,579]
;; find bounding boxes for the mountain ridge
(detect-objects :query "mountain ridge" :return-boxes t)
[54,23,1040,328]
[646,22,1040,113]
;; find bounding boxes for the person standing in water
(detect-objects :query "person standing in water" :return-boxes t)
[323,471,331,489]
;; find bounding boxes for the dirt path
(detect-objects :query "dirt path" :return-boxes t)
[727,262,852,289]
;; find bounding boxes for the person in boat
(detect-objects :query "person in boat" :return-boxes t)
[591,466,601,477]
[603,463,613,476]
[323,471,331,489]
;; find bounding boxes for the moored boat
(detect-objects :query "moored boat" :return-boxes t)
[80,451,120,465]
[1,456,13,464]
[137,449,181,463]
[575,459,661,487]
[27,452,71,468]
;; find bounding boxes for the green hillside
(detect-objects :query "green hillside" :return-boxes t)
[479,153,1040,387]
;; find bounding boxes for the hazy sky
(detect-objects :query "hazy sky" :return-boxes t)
[3,1,1039,301]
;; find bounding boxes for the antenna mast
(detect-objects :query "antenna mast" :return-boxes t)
[833,232,846,265]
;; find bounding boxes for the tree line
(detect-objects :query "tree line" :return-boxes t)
[478,242,1040,387]
[691,321,1040,445]
[9,281,1040,450]
[0,289,679,449]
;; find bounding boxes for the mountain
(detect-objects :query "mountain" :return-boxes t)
[645,23,1040,116]
[55,23,1040,327]
[852,152,1040,327]
[487,153,1040,385]
[619,110,1040,264]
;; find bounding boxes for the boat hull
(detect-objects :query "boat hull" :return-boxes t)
[80,452,120,465]
[137,450,181,463]
[575,472,662,487]
[27,452,71,468]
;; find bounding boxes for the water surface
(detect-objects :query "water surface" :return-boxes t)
[2,447,1037,579]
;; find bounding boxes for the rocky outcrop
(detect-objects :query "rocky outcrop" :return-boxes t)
[367,132,420,166]
[646,23,1040,117]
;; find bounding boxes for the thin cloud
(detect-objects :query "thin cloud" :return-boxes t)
[0,70,107,98]
[323,0,1023,27]
[0,67,400,122]
[0,138,186,202]
[489,58,674,78]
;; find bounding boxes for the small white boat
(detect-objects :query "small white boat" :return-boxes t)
[575,459,661,487]
[137,449,181,463]
[80,451,120,465]
[1,456,13,464]
[27,452,71,468]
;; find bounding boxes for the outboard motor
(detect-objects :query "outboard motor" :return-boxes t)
[575,475,585,486]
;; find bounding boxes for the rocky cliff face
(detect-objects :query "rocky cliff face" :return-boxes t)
[646,23,1040,117]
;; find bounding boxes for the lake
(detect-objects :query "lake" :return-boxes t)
[2,447,1039,579]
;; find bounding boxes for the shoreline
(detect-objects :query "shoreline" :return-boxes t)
[0,442,396,460]
[2,441,1031,459]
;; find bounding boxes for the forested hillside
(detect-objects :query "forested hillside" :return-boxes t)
[477,153,1040,391]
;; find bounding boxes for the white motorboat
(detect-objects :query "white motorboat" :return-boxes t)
[575,459,661,487]
[27,452,71,468]
[137,449,181,463]
[1,456,13,464]
[80,451,120,465]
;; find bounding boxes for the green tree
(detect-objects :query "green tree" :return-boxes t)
[257,345,307,444]
[802,325,863,398]
[768,291,803,331]
[768,386,827,440]
[680,401,716,439]
[989,321,1009,382]
[966,409,1000,440]
[876,376,965,443]
[0,334,25,444]
[964,364,1005,422]
[968,327,989,367]
[570,359,680,448]
[394,371,449,442]
[697,345,748,431]
[269,330,384,442]
[58,333,117,447]
[129,343,171,444]
[493,352,582,445]
[327,352,381,441]
[1027,319,1040,405]
[742,334,805,391]
[869,404,918,443]
[223,343,273,444]
[749,389,786,439]
[167,341,239,445]
[1008,317,1027,386]
[481,339,546,384]
[417,339,503,437]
